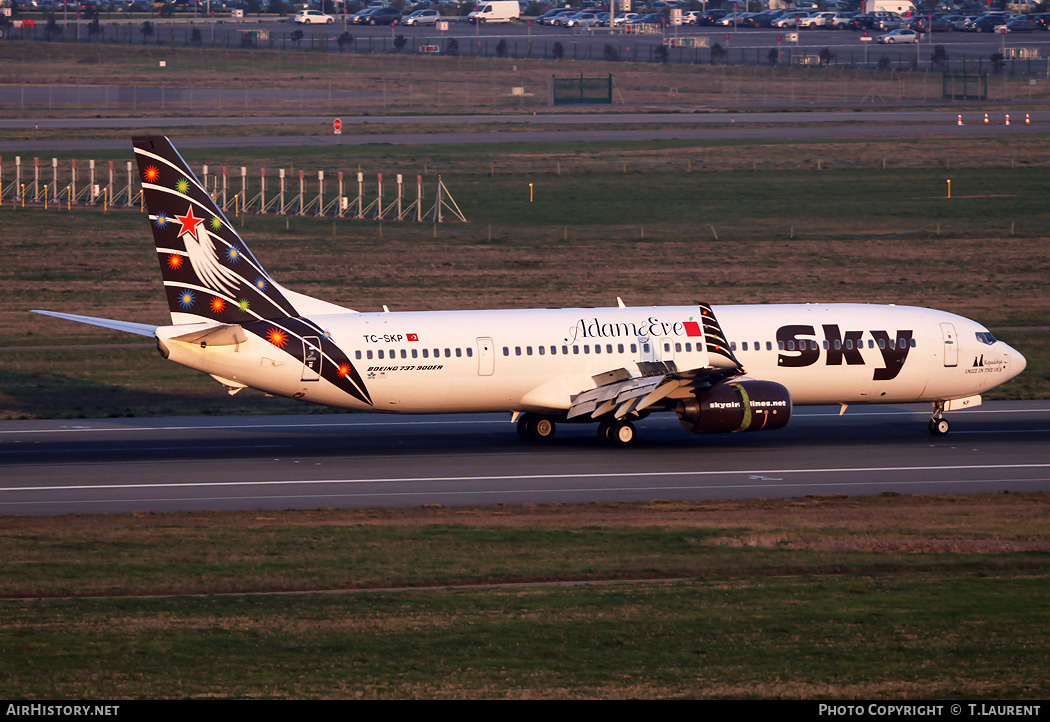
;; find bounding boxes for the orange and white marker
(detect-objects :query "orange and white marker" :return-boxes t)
[1005,114,1011,126]
[1026,113,1031,125]
[984,113,989,125]
[957,114,963,126]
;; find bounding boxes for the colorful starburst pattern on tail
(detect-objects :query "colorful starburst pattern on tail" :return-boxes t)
[133,136,372,407]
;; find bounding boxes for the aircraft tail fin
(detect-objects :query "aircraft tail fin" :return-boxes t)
[133,136,302,325]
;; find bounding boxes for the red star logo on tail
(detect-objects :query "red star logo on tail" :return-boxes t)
[175,207,203,240]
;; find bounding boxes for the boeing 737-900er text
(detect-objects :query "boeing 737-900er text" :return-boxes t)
[34,137,1026,446]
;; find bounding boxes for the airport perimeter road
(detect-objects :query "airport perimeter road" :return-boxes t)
[1,401,1048,515]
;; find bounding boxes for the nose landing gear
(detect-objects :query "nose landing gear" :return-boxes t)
[929,401,950,436]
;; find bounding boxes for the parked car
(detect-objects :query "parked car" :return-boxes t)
[871,12,904,30]
[1026,12,1050,29]
[738,12,764,27]
[971,14,1008,32]
[353,6,402,24]
[609,11,639,25]
[909,14,955,32]
[564,10,600,27]
[696,9,728,25]
[401,8,440,25]
[294,9,335,23]
[772,10,809,27]
[828,11,856,29]
[715,11,745,26]
[631,12,668,25]
[537,7,573,24]
[1005,17,1040,32]
[877,27,918,42]
[798,11,835,28]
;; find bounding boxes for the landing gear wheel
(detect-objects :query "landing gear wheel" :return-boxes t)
[531,416,556,441]
[517,414,531,440]
[597,420,612,443]
[517,413,557,442]
[929,417,950,436]
[599,420,637,447]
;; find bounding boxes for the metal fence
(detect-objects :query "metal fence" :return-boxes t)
[4,19,1050,77]
[0,156,466,222]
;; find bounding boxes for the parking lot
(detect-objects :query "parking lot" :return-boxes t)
[5,6,1050,72]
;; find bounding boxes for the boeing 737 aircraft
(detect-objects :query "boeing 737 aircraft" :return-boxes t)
[34,137,1026,446]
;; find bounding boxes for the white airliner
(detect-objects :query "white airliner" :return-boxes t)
[34,137,1026,446]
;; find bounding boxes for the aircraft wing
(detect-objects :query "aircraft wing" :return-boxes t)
[31,310,158,338]
[566,361,743,421]
[566,303,748,421]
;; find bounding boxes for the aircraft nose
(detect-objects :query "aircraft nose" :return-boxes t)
[1005,343,1027,379]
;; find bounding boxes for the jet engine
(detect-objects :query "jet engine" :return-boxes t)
[676,380,792,434]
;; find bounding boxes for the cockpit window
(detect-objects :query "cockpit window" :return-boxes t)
[975,332,997,346]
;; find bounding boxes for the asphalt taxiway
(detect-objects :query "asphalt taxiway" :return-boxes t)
[1,401,1048,516]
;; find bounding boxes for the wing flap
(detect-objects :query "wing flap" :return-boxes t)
[567,365,743,421]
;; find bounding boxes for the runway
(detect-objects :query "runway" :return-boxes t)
[2,401,1048,516]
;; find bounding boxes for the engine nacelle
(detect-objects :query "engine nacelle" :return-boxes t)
[677,380,792,434]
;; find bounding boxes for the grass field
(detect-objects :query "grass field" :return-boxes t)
[1,493,1047,699]
[3,38,1049,114]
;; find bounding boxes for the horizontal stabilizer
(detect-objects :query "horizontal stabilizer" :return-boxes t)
[31,310,157,338]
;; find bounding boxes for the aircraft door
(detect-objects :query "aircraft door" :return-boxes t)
[940,323,958,367]
[659,337,675,362]
[477,337,494,376]
[301,336,322,381]
[638,336,656,363]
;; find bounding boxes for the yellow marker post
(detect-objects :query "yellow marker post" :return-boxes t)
[947,179,951,198]
[529,183,533,203]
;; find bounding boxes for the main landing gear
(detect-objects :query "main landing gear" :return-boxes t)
[516,413,557,442]
[598,419,637,447]
[929,401,950,436]
[515,413,639,446]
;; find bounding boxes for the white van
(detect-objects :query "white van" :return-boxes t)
[865,0,915,15]
[468,0,520,23]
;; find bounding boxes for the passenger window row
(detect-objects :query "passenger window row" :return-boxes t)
[503,343,638,356]
[730,339,917,351]
[356,347,473,360]
[353,337,917,362]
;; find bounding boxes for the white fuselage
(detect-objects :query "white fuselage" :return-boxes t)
[156,303,1026,416]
